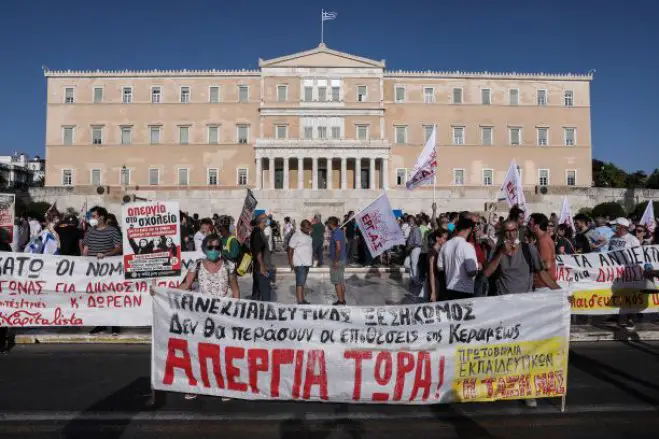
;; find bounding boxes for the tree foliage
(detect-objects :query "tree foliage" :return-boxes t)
[591,202,626,220]
[592,159,659,189]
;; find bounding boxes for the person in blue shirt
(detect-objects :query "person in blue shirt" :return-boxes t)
[327,216,347,305]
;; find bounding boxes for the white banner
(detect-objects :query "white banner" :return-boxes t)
[558,197,575,232]
[640,200,656,233]
[0,252,202,327]
[499,160,526,211]
[406,126,437,190]
[354,194,406,258]
[557,245,659,314]
[152,288,570,404]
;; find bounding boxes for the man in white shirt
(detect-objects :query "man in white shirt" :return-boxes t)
[193,218,213,252]
[608,218,640,251]
[438,218,479,300]
[287,220,313,304]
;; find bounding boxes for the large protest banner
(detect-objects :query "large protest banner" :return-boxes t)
[122,201,181,280]
[152,288,570,404]
[0,193,15,244]
[557,245,659,314]
[0,252,201,327]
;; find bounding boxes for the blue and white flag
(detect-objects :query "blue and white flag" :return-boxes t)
[322,11,337,21]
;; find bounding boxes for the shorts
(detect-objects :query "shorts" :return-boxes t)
[294,266,310,287]
[330,261,345,285]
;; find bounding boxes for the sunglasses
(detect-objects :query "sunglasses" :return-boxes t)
[206,245,221,251]
[635,230,645,234]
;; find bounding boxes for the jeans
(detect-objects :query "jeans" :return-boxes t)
[252,270,272,302]
[312,241,324,266]
[409,247,421,284]
[294,266,310,287]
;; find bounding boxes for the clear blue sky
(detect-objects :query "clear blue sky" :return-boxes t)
[1,0,657,172]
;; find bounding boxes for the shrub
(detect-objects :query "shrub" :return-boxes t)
[628,201,651,221]
[23,201,53,220]
[591,202,626,220]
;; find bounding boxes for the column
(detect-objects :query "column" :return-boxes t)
[355,158,361,190]
[369,157,376,190]
[255,157,262,189]
[326,158,333,190]
[297,157,304,189]
[283,157,289,190]
[312,157,318,190]
[268,157,275,190]
[382,158,389,190]
[341,157,347,189]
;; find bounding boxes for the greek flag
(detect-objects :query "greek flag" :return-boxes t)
[322,11,337,21]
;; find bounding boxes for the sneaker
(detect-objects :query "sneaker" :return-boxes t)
[184,394,197,400]
[524,398,538,408]
[332,300,346,306]
[297,300,311,305]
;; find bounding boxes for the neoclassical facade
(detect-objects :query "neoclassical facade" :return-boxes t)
[44,44,593,191]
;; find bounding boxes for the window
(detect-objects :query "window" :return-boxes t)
[277,85,287,102]
[537,89,547,106]
[423,125,434,143]
[209,86,220,103]
[149,168,159,185]
[208,126,219,144]
[91,169,101,186]
[180,87,190,103]
[92,127,103,145]
[63,127,74,145]
[93,87,103,103]
[424,87,435,104]
[481,127,493,145]
[452,127,464,145]
[564,90,574,107]
[566,170,576,186]
[122,87,132,103]
[317,126,327,139]
[357,125,368,140]
[318,87,327,102]
[331,126,341,139]
[62,169,73,186]
[208,168,218,185]
[237,168,248,186]
[151,87,161,103]
[395,86,405,103]
[237,125,249,143]
[304,86,313,102]
[178,168,189,186]
[395,126,407,144]
[304,126,313,139]
[481,88,491,105]
[120,127,132,145]
[150,126,161,144]
[453,169,465,185]
[564,127,575,146]
[452,88,463,104]
[357,85,367,102]
[537,127,548,146]
[538,169,549,186]
[509,127,521,145]
[179,126,189,144]
[331,86,340,101]
[64,87,74,103]
[238,85,249,102]
[120,168,130,186]
[395,169,407,186]
[509,89,519,105]
[276,125,288,139]
[482,169,493,186]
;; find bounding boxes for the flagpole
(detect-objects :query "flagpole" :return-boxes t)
[320,9,324,44]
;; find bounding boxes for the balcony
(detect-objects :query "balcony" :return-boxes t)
[255,138,390,150]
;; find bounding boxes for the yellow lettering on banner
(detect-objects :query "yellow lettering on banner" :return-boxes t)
[569,289,659,312]
[451,337,567,402]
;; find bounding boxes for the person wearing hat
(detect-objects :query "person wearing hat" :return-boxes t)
[608,217,640,251]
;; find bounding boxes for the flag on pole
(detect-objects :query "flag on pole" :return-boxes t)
[558,196,575,232]
[80,199,88,232]
[640,200,656,233]
[406,125,437,190]
[354,194,406,258]
[322,11,337,21]
[499,160,527,211]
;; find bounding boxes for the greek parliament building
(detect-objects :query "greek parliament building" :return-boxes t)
[44,43,593,203]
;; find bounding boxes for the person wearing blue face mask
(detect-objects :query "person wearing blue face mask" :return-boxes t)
[179,234,235,298]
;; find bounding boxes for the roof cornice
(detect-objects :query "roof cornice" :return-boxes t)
[44,68,259,78]
[385,70,594,81]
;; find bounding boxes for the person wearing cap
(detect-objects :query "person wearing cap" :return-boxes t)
[608,217,640,251]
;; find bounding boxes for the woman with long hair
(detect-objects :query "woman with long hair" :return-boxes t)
[556,224,576,255]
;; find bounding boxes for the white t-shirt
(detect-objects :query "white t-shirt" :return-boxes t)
[29,219,42,238]
[193,231,206,252]
[438,236,478,294]
[288,231,313,267]
[264,225,274,252]
[608,233,641,251]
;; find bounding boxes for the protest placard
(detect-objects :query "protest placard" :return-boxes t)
[152,288,570,404]
[354,194,406,258]
[0,252,201,327]
[235,189,258,244]
[557,245,659,314]
[0,193,15,244]
[122,201,181,280]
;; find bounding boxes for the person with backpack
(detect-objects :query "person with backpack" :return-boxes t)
[216,216,241,298]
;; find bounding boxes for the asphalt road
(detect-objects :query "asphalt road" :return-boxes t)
[0,342,658,438]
